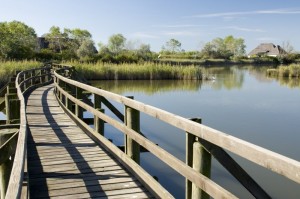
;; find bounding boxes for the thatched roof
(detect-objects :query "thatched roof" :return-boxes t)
[248,43,286,57]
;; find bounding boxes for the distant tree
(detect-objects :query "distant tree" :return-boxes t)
[282,41,294,54]
[65,28,92,44]
[45,26,66,54]
[77,39,97,61]
[164,38,181,53]
[0,21,37,59]
[108,34,126,54]
[200,35,246,59]
[137,44,152,60]
[44,26,95,60]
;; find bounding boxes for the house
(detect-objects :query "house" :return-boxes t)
[248,43,286,58]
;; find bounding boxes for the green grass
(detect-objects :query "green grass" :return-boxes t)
[63,61,205,80]
[0,60,41,86]
[267,64,300,78]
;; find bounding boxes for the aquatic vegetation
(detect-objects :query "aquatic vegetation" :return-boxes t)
[0,60,41,86]
[267,64,300,78]
[63,61,205,80]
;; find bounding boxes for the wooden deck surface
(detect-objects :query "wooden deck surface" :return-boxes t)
[26,85,154,198]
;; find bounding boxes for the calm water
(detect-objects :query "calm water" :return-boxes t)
[90,66,300,199]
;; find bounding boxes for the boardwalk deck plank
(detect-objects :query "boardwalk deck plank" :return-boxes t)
[26,85,154,198]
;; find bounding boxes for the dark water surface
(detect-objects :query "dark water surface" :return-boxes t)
[90,66,300,198]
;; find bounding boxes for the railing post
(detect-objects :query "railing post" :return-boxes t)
[30,70,34,87]
[75,87,83,119]
[23,73,27,90]
[64,83,72,112]
[186,118,211,199]
[7,78,16,94]
[0,130,17,199]
[61,81,67,105]
[94,94,104,135]
[5,93,20,124]
[124,96,140,164]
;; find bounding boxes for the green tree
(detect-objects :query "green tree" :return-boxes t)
[0,21,37,59]
[108,34,126,54]
[137,44,152,60]
[45,26,66,53]
[164,38,181,53]
[77,39,97,61]
[44,26,95,60]
[200,35,246,59]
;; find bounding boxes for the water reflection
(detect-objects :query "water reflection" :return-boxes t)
[206,66,244,90]
[90,66,249,94]
[90,79,202,95]
[89,66,300,198]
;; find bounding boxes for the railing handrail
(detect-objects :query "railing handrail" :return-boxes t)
[53,65,300,198]
[4,66,52,199]
[54,70,300,183]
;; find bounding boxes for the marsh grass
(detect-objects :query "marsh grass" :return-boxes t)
[0,60,41,86]
[267,64,300,78]
[63,61,204,80]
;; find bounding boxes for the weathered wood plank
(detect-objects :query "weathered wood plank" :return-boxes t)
[56,84,235,199]
[55,71,300,185]
[52,187,152,199]
[26,85,154,199]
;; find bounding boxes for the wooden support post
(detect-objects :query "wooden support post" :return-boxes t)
[186,118,211,199]
[94,109,105,136]
[192,140,211,199]
[30,71,34,87]
[23,73,27,91]
[94,94,102,109]
[61,82,66,105]
[94,94,104,135]
[186,132,196,199]
[124,96,140,164]
[5,94,20,124]
[7,81,16,94]
[75,87,83,119]
[0,130,18,199]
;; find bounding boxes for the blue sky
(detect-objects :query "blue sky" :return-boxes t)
[1,0,300,52]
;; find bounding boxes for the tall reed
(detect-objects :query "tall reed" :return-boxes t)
[0,60,41,86]
[267,64,300,78]
[63,61,204,80]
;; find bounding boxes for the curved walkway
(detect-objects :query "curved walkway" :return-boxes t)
[26,85,153,198]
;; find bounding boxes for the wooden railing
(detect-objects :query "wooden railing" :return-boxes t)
[52,63,300,198]
[2,66,52,199]
[2,63,300,198]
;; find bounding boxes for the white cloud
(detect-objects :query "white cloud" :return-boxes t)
[256,37,279,41]
[153,24,208,28]
[132,32,158,39]
[222,26,265,32]
[185,8,300,18]
[161,31,198,36]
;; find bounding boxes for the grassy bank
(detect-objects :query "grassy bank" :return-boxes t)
[156,58,279,66]
[0,60,41,86]
[267,64,300,78]
[63,61,205,80]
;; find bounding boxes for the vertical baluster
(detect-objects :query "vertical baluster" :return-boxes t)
[124,96,140,164]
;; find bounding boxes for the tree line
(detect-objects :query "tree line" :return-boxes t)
[1,20,298,63]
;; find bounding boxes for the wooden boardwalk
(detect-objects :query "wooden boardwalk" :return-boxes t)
[26,85,154,198]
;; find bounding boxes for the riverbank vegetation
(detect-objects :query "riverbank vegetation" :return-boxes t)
[267,64,300,78]
[0,60,41,86]
[1,20,300,65]
[63,61,205,80]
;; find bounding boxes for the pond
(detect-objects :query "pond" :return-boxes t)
[90,66,300,199]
